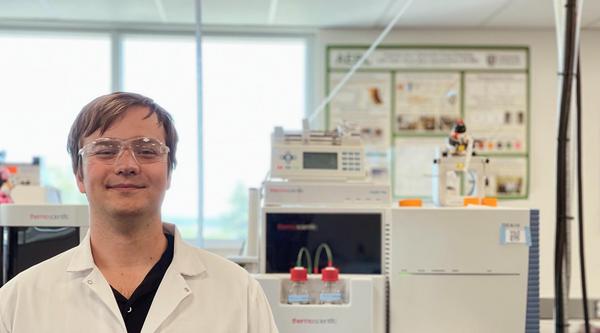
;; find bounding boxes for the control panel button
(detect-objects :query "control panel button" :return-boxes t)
[281,152,295,163]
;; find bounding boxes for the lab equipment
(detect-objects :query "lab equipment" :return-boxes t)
[287,266,311,304]
[447,119,471,154]
[230,188,260,273]
[258,133,390,332]
[261,169,389,274]
[255,274,385,333]
[239,119,389,276]
[432,120,492,206]
[257,188,388,332]
[0,162,40,187]
[389,207,539,333]
[319,266,343,304]
[9,186,61,204]
[261,206,387,275]
[0,166,13,204]
[432,152,491,206]
[262,120,389,274]
[270,122,366,181]
[263,180,390,206]
[0,204,89,286]
[0,159,59,204]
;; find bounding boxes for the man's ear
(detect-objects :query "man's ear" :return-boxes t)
[76,167,86,194]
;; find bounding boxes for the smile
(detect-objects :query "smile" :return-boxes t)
[106,184,146,189]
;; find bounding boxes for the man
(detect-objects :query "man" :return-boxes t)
[0,92,278,333]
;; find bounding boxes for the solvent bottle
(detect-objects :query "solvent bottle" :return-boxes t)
[287,266,310,304]
[319,266,343,304]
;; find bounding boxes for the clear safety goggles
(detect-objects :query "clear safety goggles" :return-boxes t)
[78,137,170,164]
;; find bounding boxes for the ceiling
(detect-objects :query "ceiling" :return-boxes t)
[0,0,599,30]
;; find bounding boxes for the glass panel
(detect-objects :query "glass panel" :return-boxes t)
[0,33,111,204]
[203,37,306,240]
[122,35,199,241]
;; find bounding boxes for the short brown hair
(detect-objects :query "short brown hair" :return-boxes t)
[67,92,178,175]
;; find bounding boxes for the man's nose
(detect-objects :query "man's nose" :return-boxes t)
[113,148,140,175]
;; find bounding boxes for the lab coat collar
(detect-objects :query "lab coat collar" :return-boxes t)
[66,229,94,272]
[162,223,207,276]
[66,222,207,277]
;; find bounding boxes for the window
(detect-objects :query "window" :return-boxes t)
[0,33,111,204]
[0,30,308,246]
[202,37,306,240]
[122,35,199,240]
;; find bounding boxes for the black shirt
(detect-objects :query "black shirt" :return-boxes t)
[111,233,174,333]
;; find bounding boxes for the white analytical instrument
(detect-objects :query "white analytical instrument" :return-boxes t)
[0,204,89,286]
[389,207,539,333]
[263,180,390,207]
[255,122,390,333]
[432,150,492,207]
[0,162,41,186]
[256,206,389,333]
[270,123,366,181]
[255,274,385,333]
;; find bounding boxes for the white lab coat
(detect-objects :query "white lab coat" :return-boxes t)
[0,223,278,333]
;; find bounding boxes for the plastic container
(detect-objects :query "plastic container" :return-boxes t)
[287,266,310,304]
[319,266,343,304]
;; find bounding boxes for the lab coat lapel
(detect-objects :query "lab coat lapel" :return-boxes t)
[68,230,126,332]
[82,268,127,332]
[141,224,205,333]
[140,267,192,333]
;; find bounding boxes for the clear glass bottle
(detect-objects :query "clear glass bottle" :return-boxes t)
[319,266,343,304]
[287,266,310,304]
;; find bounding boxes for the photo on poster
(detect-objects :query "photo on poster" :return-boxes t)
[464,72,527,154]
[474,156,528,198]
[393,137,447,198]
[394,72,461,134]
[329,72,391,115]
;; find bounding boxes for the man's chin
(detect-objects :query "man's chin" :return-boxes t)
[109,206,147,219]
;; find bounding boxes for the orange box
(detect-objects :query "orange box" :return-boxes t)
[463,197,480,206]
[399,199,422,207]
[482,197,497,207]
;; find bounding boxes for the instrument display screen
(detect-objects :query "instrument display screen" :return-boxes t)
[266,212,382,274]
[303,152,337,170]
[2,227,79,286]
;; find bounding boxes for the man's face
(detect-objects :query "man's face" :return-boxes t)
[76,106,171,220]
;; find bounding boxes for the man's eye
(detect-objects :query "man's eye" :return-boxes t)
[93,148,119,157]
[136,148,159,156]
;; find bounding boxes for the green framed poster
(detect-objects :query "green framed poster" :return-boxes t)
[326,45,530,200]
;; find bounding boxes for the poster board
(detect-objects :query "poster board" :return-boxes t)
[326,46,529,200]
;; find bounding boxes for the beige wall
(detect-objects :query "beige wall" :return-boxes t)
[313,28,600,299]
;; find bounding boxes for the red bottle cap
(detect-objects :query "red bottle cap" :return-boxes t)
[321,266,339,282]
[290,266,308,281]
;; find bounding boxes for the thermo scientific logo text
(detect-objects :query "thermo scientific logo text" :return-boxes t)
[276,224,318,231]
[292,318,337,325]
[29,214,69,220]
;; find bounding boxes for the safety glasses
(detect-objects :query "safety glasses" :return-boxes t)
[78,137,170,165]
